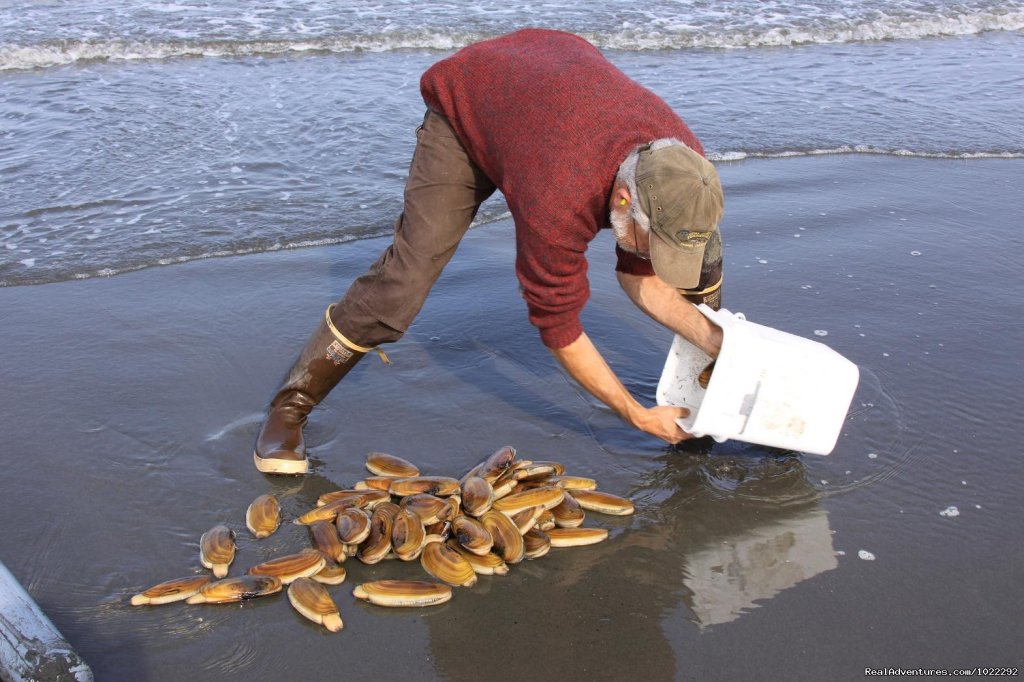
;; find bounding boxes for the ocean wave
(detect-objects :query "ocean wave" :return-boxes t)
[709,146,1024,161]
[2,8,1022,71]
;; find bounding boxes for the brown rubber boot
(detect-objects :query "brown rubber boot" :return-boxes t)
[253,305,387,474]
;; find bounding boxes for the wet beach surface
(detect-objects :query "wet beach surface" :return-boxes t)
[1,154,1021,679]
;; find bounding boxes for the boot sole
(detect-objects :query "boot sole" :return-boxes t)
[253,451,309,475]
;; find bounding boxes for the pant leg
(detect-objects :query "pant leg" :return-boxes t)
[331,110,496,346]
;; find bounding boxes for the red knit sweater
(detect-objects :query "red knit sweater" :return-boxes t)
[421,29,705,348]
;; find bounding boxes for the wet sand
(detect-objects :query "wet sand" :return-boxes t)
[1,155,1021,680]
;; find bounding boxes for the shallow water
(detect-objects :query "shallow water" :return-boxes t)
[2,154,1021,679]
[2,0,1022,676]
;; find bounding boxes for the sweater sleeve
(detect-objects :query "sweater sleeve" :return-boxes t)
[515,229,590,349]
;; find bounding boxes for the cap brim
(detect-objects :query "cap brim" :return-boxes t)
[649,228,705,290]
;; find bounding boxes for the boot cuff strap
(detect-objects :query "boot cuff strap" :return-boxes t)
[325,305,391,364]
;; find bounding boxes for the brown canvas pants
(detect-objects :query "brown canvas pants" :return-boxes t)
[329,110,497,346]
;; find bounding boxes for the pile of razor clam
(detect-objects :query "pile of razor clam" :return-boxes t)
[131,446,634,632]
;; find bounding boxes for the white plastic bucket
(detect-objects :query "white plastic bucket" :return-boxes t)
[656,305,860,455]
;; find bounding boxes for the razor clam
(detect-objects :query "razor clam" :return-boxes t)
[352,580,452,608]
[479,510,525,564]
[245,494,281,539]
[186,575,282,604]
[288,577,343,632]
[526,460,566,476]
[491,485,564,516]
[536,509,556,532]
[513,462,559,481]
[568,490,635,516]
[445,540,510,576]
[391,508,427,561]
[523,528,552,560]
[247,548,326,584]
[510,506,544,535]
[356,502,399,565]
[547,527,609,547]
[131,575,212,606]
[491,477,518,500]
[354,476,394,492]
[549,475,598,491]
[389,476,461,498]
[420,540,477,587]
[551,491,586,528]
[478,445,517,482]
[199,525,236,578]
[294,497,365,525]
[460,476,494,517]
[451,515,493,556]
[365,452,420,478]
[400,493,451,525]
[313,561,348,586]
[308,520,346,563]
[698,360,716,389]
[335,507,372,545]
[316,489,370,508]
[423,520,450,544]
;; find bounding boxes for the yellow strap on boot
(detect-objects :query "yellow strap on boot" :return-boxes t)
[325,305,391,365]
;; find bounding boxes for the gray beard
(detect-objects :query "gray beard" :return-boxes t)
[610,210,638,254]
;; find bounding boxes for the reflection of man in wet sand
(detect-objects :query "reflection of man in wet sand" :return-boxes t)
[253,28,726,474]
[424,451,836,679]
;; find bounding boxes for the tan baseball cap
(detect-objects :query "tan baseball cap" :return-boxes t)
[635,143,724,291]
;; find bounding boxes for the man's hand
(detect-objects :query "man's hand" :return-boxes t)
[632,405,693,444]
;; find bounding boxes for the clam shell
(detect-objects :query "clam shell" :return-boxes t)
[308,520,345,563]
[460,476,494,517]
[479,445,516,481]
[445,540,510,576]
[355,476,393,492]
[526,460,566,476]
[199,525,236,578]
[400,493,451,525]
[491,486,564,516]
[356,502,399,565]
[186,575,282,604]
[451,516,493,556]
[313,561,348,586]
[568,490,635,516]
[698,360,716,389]
[510,506,544,535]
[389,476,460,498]
[365,452,420,478]
[479,510,525,564]
[491,477,518,500]
[551,491,586,528]
[537,510,556,532]
[550,475,598,491]
[131,575,212,606]
[316,489,369,507]
[247,548,326,584]
[420,541,477,587]
[288,577,343,632]
[245,494,281,539]
[513,463,558,481]
[547,527,609,547]
[335,507,372,545]
[523,528,552,560]
[391,509,427,561]
[352,580,452,607]
[294,497,365,525]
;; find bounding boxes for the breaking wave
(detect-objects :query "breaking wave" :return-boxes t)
[2,7,1022,71]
